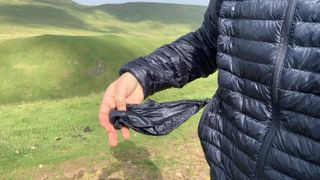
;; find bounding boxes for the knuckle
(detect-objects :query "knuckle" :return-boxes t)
[115,96,125,105]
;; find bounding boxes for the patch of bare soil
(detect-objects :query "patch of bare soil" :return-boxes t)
[35,139,210,180]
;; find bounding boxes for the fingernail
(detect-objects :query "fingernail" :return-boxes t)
[118,106,126,111]
[124,134,130,140]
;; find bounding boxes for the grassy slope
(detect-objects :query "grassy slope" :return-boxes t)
[0,0,205,39]
[0,34,173,104]
[0,74,217,179]
[0,1,205,104]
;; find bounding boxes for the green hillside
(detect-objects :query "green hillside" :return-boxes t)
[0,0,206,104]
[0,0,205,39]
[97,3,206,27]
[0,34,172,104]
[0,73,217,179]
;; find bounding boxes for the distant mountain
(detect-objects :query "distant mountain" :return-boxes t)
[0,0,206,104]
[73,0,209,6]
[0,0,206,33]
[97,2,206,27]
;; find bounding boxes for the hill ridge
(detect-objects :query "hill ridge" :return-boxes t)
[96,2,206,8]
[0,0,205,104]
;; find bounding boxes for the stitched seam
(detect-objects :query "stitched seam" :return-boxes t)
[266,167,296,180]
[213,111,263,147]
[201,123,256,165]
[216,106,268,143]
[217,103,268,140]
[202,140,247,180]
[208,160,233,180]
[218,46,274,67]
[285,67,320,77]
[219,68,270,89]
[220,95,267,123]
[202,116,262,172]
[223,0,284,2]
[280,88,320,100]
[201,134,251,179]
[217,113,264,148]
[218,51,272,66]
[296,20,320,25]
[218,65,271,102]
[221,17,283,22]
[220,34,277,46]
[218,100,269,141]
[219,85,268,108]
[292,43,320,51]
[281,110,320,141]
[282,108,320,120]
[222,0,250,2]
[280,127,320,153]
[271,144,320,168]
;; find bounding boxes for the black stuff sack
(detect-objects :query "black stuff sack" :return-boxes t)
[109,98,210,136]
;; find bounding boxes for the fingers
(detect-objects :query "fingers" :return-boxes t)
[108,123,118,147]
[99,82,115,130]
[100,95,118,147]
[99,83,120,147]
[99,95,114,131]
[115,81,131,140]
[99,103,110,131]
[122,126,130,140]
[99,80,134,147]
[115,82,127,111]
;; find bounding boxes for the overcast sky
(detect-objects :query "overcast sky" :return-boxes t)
[73,0,210,6]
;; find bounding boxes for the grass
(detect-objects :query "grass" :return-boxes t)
[0,1,205,104]
[0,74,217,179]
[0,34,175,104]
[0,1,205,39]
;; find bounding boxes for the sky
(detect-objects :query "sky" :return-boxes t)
[73,0,210,6]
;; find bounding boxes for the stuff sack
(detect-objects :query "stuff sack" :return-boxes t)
[109,98,210,136]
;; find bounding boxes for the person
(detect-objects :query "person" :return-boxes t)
[99,0,320,179]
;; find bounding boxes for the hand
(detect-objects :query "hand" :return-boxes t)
[99,72,145,147]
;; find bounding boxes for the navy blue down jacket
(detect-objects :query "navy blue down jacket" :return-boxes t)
[116,0,320,179]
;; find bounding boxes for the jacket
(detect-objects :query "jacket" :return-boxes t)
[116,0,320,179]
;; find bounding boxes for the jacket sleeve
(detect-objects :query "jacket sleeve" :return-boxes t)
[118,0,222,99]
